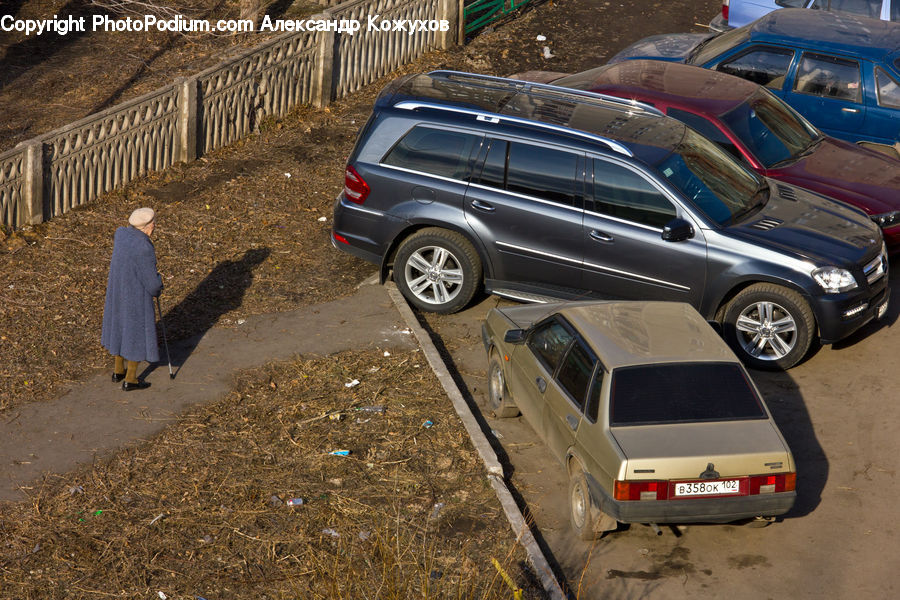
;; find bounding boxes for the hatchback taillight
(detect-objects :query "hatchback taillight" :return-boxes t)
[614,480,668,501]
[749,473,796,495]
[343,165,370,204]
[722,0,729,20]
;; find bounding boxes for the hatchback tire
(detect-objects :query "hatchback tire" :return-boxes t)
[488,350,519,418]
[394,228,481,314]
[723,283,815,371]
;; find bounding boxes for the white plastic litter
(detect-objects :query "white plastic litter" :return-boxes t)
[317,216,327,222]
[536,34,546,41]
[345,379,360,388]
[542,46,555,59]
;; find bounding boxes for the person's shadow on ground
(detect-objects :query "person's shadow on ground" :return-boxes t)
[142,247,270,379]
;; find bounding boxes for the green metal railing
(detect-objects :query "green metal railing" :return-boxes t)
[463,0,538,36]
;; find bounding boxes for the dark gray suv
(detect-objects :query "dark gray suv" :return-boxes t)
[331,70,889,369]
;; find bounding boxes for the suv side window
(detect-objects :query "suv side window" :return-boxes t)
[592,159,676,229]
[527,319,574,374]
[716,46,794,89]
[876,68,900,108]
[809,0,882,18]
[667,108,744,163]
[556,341,597,409]
[794,52,862,103]
[382,126,481,180]
[476,140,578,206]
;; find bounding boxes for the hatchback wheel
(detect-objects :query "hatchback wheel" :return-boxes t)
[488,351,519,418]
[394,228,481,314]
[723,283,815,370]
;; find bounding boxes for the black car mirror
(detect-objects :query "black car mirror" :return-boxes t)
[662,218,694,242]
[504,329,527,344]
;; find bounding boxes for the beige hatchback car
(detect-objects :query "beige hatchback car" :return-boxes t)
[481,300,797,539]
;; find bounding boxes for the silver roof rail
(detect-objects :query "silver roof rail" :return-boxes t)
[393,101,635,158]
[428,69,666,118]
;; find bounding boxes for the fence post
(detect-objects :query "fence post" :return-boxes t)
[176,76,199,163]
[22,141,44,226]
[441,0,459,49]
[313,17,335,108]
[457,0,465,45]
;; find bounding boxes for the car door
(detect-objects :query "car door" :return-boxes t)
[581,156,707,306]
[868,64,900,143]
[541,335,599,463]
[464,138,586,293]
[787,51,866,140]
[507,317,576,434]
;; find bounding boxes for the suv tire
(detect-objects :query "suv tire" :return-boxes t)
[488,350,520,418]
[723,283,815,371]
[394,228,481,314]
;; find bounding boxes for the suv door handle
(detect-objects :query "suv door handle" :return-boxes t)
[589,229,614,243]
[566,414,579,431]
[841,107,860,114]
[535,376,547,393]
[470,199,495,212]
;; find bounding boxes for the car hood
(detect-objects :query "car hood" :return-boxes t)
[770,139,900,215]
[608,33,713,64]
[724,182,882,266]
[614,420,792,480]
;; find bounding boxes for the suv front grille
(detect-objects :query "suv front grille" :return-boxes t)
[864,252,887,285]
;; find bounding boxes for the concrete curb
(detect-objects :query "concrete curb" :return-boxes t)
[385,282,566,600]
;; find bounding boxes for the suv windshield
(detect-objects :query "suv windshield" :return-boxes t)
[610,362,766,426]
[688,26,751,66]
[720,89,822,168]
[656,128,767,225]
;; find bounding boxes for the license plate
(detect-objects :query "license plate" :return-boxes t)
[674,480,740,497]
[876,300,888,320]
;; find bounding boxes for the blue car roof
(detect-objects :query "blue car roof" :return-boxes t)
[749,9,900,61]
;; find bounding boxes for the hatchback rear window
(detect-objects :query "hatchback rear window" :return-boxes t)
[610,362,766,426]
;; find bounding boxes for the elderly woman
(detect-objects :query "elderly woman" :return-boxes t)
[101,207,163,391]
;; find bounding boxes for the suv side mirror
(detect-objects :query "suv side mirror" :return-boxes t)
[504,329,527,344]
[662,218,694,242]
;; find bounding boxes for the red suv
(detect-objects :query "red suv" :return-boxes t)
[526,60,900,252]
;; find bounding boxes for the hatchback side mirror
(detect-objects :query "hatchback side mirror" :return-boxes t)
[662,218,694,242]
[504,329,527,344]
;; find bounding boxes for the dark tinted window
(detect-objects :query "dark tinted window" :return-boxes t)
[876,68,900,108]
[592,159,676,228]
[556,342,596,409]
[717,46,794,89]
[775,0,805,6]
[610,363,766,426]
[794,53,862,102]
[383,127,480,180]
[667,108,744,163]
[527,320,574,374]
[506,143,578,206]
[893,0,900,20]
[477,139,507,188]
[809,0,882,18]
[586,369,604,422]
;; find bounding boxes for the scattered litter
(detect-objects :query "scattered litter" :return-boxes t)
[158,592,167,600]
[284,172,292,178]
[329,450,351,456]
[359,530,371,541]
[201,535,214,543]
[357,405,385,413]
[536,34,546,41]
[236,318,246,325]
[286,498,305,507]
[367,366,380,373]
[430,502,445,520]
[383,351,391,357]
[491,429,504,439]
[322,528,340,538]
[355,418,371,424]
[149,513,166,526]
[399,328,412,335]
[345,379,360,388]
[317,216,327,222]
[542,46,555,59]
[68,485,84,495]
[423,420,434,429]
[269,495,284,507]
[329,413,343,422]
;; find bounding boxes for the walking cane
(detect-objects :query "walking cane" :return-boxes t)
[156,296,175,379]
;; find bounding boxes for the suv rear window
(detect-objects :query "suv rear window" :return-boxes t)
[383,126,480,180]
[610,362,766,426]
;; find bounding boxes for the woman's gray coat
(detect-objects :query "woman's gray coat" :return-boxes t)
[101,226,163,362]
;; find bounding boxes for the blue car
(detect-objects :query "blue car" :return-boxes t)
[610,9,900,146]
[712,0,900,31]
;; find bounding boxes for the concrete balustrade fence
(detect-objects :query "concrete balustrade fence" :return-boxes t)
[0,0,458,230]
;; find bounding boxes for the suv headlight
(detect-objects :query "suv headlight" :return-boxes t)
[812,267,858,294]
[872,211,900,228]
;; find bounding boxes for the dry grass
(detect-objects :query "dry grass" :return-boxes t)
[0,348,544,599]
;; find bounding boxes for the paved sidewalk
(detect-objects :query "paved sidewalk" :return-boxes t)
[0,283,417,502]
